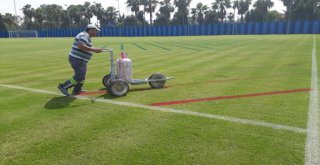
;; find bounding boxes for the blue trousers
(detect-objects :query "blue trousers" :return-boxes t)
[69,56,87,84]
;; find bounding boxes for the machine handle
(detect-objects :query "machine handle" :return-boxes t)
[102,48,113,52]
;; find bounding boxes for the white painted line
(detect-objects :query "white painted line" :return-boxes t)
[305,35,320,165]
[0,83,306,134]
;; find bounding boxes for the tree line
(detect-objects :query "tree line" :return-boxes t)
[0,0,319,31]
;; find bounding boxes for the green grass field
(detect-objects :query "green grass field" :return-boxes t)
[0,35,318,164]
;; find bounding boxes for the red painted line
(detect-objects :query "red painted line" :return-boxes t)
[167,75,284,88]
[150,88,311,106]
[77,90,108,96]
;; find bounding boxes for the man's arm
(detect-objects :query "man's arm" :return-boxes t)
[78,42,102,53]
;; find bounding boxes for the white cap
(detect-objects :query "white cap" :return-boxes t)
[86,24,101,31]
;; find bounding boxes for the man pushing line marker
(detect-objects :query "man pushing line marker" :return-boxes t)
[58,24,104,96]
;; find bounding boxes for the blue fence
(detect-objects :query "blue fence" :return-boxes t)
[1,20,319,38]
[0,31,8,38]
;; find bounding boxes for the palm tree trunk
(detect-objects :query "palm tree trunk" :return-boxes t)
[149,1,152,25]
[150,11,152,25]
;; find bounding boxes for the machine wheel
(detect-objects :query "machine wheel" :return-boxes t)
[109,79,129,96]
[103,74,118,88]
[102,74,111,88]
[148,73,166,89]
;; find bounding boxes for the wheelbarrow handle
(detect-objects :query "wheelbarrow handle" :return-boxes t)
[102,48,113,52]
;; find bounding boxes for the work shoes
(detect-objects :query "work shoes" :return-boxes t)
[58,84,71,96]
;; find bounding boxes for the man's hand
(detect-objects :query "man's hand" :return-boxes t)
[92,48,103,53]
[78,42,103,53]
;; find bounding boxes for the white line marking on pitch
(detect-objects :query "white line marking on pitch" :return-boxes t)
[305,34,320,165]
[0,83,306,134]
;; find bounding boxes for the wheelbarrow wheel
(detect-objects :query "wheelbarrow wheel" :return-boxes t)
[109,79,129,96]
[148,73,166,89]
[102,74,111,88]
[103,74,118,88]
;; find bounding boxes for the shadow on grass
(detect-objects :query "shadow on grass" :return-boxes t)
[61,86,167,102]
[44,96,77,110]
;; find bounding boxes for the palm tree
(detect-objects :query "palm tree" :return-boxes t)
[238,0,251,23]
[212,0,231,22]
[81,2,93,24]
[204,10,219,24]
[144,0,159,25]
[253,0,274,21]
[190,7,197,24]
[281,0,293,20]
[199,3,208,24]
[191,3,208,24]
[154,0,174,25]
[91,2,104,26]
[172,0,192,25]
[126,0,141,17]
[289,0,320,20]
[68,5,84,27]
[227,12,234,22]
[22,4,35,29]
[123,15,142,26]
[51,4,63,28]
[1,13,18,30]
[0,14,6,30]
[105,7,119,26]
[33,8,46,29]
[232,0,239,22]
[3,13,18,28]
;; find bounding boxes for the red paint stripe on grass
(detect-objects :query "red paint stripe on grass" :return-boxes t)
[78,90,108,96]
[166,75,284,88]
[150,88,311,106]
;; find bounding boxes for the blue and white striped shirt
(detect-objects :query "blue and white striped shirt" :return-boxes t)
[69,31,93,61]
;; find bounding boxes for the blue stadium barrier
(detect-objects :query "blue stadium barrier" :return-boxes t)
[194,25,198,35]
[239,23,244,34]
[294,21,299,34]
[254,23,259,34]
[0,31,8,37]
[313,21,319,33]
[245,23,249,34]
[226,23,232,34]
[206,24,211,35]
[279,22,286,34]
[304,21,309,33]
[306,21,313,34]
[262,22,267,34]
[1,20,319,38]
[270,22,275,34]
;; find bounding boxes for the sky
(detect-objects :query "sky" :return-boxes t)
[1,0,286,19]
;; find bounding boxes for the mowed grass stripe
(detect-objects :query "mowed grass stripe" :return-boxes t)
[132,42,147,50]
[159,39,247,73]
[169,40,215,49]
[154,41,202,51]
[144,42,171,50]
[188,38,247,47]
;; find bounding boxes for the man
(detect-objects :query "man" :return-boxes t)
[58,24,103,96]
